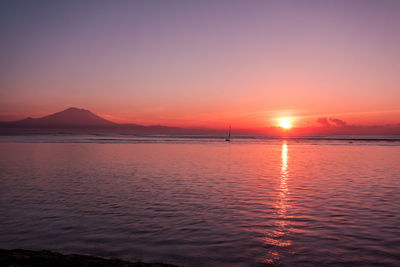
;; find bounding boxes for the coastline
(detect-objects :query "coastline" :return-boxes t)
[0,249,178,267]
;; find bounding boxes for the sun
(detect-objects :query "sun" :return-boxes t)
[279,118,292,129]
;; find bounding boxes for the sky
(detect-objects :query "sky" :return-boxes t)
[1,0,399,130]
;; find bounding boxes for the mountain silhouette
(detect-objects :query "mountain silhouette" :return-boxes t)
[0,107,209,134]
[12,107,116,128]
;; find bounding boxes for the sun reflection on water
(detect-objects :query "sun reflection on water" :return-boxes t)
[264,141,292,264]
[280,142,289,201]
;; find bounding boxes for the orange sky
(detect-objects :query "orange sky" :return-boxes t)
[1,1,399,130]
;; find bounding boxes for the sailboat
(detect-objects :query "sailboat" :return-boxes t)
[225,125,231,142]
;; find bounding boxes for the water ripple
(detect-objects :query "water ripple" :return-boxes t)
[0,140,399,266]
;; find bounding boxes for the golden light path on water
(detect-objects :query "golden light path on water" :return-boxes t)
[280,142,289,202]
[264,141,291,264]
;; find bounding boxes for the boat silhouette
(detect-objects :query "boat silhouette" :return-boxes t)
[225,125,231,141]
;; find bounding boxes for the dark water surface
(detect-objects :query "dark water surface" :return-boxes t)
[0,136,399,266]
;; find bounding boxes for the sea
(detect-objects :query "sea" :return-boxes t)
[0,134,399,266]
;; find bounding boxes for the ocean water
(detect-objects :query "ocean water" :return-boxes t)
[0,135,399,266]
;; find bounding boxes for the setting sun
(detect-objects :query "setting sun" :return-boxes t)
[279,118,292,129]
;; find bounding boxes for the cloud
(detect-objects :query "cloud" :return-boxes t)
[317,117,331,127]
[316,117,347,127]
[329,117,347,127]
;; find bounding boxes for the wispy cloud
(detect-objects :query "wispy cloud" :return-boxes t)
[316,117,347,127]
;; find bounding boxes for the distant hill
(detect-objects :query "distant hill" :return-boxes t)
[0,107,212,134]
[3,107,116,128]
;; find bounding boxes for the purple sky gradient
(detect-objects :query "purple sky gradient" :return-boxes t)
[1,0,399,128]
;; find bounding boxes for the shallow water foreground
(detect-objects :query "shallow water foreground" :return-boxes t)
[0,139,399,266]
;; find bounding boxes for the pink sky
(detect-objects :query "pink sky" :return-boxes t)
[1,1,399,130]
